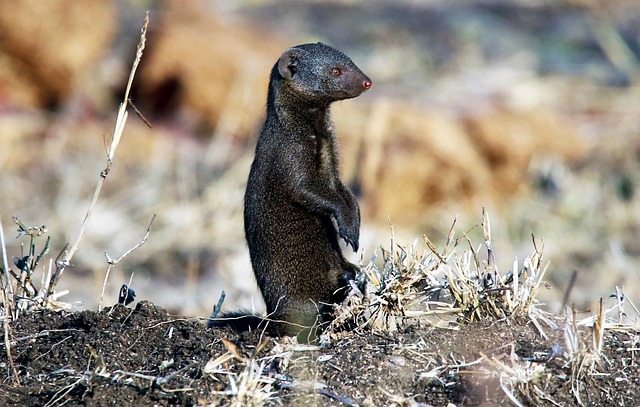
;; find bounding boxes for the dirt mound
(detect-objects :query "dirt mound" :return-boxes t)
[0,301,636,406]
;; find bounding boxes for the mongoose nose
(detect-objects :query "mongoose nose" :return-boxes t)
[363,80,372,90]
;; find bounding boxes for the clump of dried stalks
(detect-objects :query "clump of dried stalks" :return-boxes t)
[332,208,550,335]
[204,338,277,407]
[482,289,639,407]
[329,208,639,406]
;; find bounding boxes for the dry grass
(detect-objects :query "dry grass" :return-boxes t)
[331,209,551,336]
[204,337,277,406]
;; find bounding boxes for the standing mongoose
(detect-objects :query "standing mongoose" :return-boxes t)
[210,42,371,340]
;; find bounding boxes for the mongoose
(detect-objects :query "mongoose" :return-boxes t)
[210,42,371,340]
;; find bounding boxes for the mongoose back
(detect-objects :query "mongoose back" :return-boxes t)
[210,42,371,340]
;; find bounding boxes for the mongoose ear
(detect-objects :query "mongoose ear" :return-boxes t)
[278,48,305,80]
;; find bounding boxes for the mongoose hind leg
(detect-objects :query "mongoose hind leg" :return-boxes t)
[266,299,329,343]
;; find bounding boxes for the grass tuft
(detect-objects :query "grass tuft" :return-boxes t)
[331,209,551,336]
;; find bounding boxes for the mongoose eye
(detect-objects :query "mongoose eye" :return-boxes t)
[331,68,341,77]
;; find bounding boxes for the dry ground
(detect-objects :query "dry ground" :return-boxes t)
[0,301,637,406]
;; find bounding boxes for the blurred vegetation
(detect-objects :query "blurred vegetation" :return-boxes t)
[0,0,639,318]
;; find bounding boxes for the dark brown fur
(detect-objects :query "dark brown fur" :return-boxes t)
[210,43,371,340]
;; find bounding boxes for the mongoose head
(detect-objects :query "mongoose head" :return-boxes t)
[275,42,372,107]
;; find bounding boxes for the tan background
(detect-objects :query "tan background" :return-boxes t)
[1,0,639,318]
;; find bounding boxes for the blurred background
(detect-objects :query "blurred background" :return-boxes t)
[1,0,639,318]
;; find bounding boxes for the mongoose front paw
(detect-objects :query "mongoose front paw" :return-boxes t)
[338,226,359,252]
[347,237,359,252]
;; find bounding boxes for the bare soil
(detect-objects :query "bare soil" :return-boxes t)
[0,301,637,406]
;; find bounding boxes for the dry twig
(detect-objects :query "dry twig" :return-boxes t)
[53,12,150,293]
[98,214,156,311]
